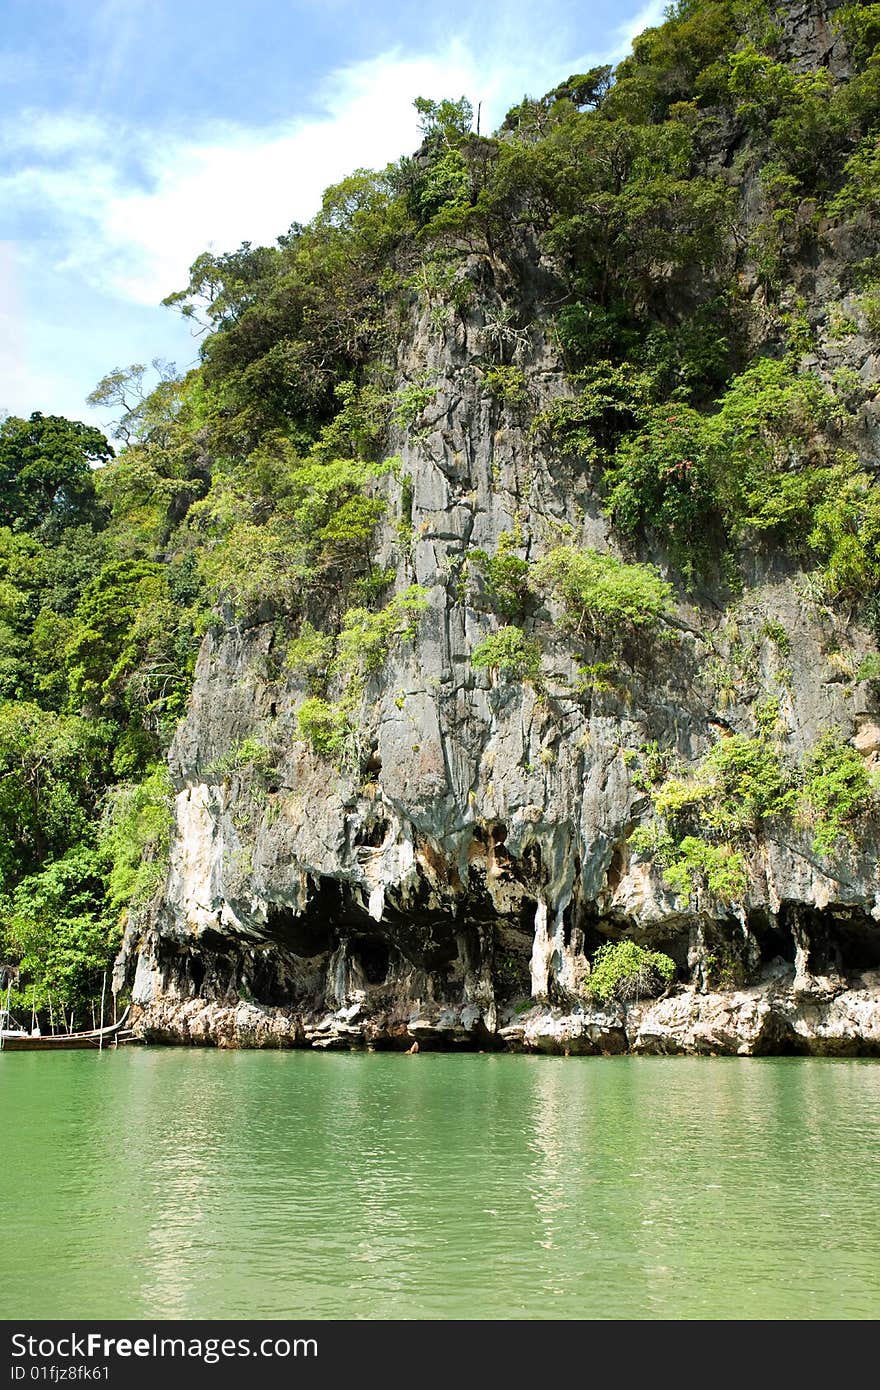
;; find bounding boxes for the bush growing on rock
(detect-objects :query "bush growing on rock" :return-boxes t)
[296,697,351,758]
[470,626,542,681]
[530,546,674,640]
[796,729,877,856]
[586,940,675,1004]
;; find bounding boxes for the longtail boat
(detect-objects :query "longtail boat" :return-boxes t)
[0,1006,134,1051]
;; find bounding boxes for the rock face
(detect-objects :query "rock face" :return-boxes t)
[116,0,880,1053]
[777,0,852,77]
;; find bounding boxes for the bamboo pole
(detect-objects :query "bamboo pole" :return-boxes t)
[0,980,11,1050]
[99,972,107,1052]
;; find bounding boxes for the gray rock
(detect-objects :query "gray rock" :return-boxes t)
[116,1,880,1054]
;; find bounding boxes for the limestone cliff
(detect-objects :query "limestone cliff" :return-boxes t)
[116,0,880,1053]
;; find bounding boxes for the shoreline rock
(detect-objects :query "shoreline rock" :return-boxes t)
[132,969,880,1057]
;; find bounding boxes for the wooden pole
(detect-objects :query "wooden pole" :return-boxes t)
[48,992,55,1036]
[0,980,11,1050]
[99,972,107,1052]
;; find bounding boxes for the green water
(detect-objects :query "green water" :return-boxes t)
[1,1049,878,1320]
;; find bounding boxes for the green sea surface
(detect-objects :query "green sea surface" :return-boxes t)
[2,1049,878,1319]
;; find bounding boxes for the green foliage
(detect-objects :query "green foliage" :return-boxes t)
[835,4,880,68]
[662,837,748,904]
[407,257,474,322]
[500,66,612,138]
[631,719,877,897]
[414,96,474,147]
[1,846,120,1020]
[470,626,542,681]
[651,734,792,842]
[530,546,674,640]
[806,468,880,598]
[533,361,657,460]
[586,940,675,1004]
[653,774,712,820]
[575,661,619,695]
[625,739,676,792]
[0,701,113,890]
[412,149,471,224]
[697,734,793,831]
[796,730,875,856]
[163,170,405,449]
[502,114,734,323]
[296,697,351,758]
[856,652,880,683]
[286,622,335,688]
[64,558,199,726]
[334,586,429,685]
[853,278,880,339]
[482,365,529,409]
[469,533,530,618]
[392,379,437,431]
[192,389,392,621]
[194,514,306,618]
[305,380,388,466]
[724,40,875,196]
[99,763,174,910]
[753,693,783,737]
[86,359,183,448]
[759,619,789,655]
[160,241,281,331]
[285,588,430,762]
[208,738,274,781]
[603,356,867,587]
[0,412,111,535]
[631,725,793,902]
[0,399,201,1024]
[606,401,721,573]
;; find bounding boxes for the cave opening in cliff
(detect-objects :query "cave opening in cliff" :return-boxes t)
[264,900,333,957]
[186,952,206,993]
[832,912,880,973]
[780,904,880,975]
[351,936,391,984]
[749,909,797,966]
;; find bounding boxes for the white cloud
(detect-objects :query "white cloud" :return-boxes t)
[2,41,545,311]
[0,7,662,315]
[0,240,27,413]
[0,4,666,418]
[612,1,668,58]
[0,111,109,159]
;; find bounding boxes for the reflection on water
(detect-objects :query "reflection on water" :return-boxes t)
[2,1050,879,1319]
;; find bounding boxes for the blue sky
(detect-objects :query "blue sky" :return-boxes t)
[0,0,665,436]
